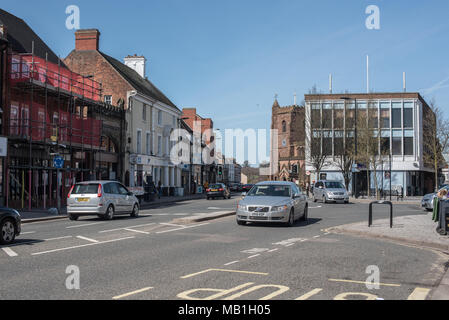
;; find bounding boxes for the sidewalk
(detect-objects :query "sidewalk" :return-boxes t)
[18,193,206,223]
[349,196,421,205]
[327,213,449,299]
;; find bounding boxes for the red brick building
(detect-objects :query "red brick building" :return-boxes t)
[271,99,306,184]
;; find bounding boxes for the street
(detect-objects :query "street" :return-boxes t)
[0,197,445,300]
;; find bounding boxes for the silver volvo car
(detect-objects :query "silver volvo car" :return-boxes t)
[67,181,140,221]
[236,181,308,226]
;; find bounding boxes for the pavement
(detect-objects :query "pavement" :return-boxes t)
[326,212,449,300]
[1,199,446,300]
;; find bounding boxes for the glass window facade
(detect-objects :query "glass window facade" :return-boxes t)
[404,130,414,155]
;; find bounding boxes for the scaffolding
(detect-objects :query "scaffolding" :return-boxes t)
[5,44,120,211]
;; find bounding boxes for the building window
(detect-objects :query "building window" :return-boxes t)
[392,130,402,155]
[322,130,332,156]
[334,130,344,156]
[379,130,390,155]
[392,102,402,128]
[158,110,162,125]
[403,102,413,128]
[21,106,29,137]
[404,130,414,155]
[380,102,390,128]
[334,104,344,129]
[146,132,151,155]
[157,136,162,155]
[142,105,146,121]
[172,115,176,127]
[322,103,332,129]
[136,130,142,154]
[368,102,378,128]
[282,120,287,132]
[104,95,112,105]
[311,104,321,128]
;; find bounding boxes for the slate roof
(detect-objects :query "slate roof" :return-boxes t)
[0,8,65,66]
[99,51,179,111]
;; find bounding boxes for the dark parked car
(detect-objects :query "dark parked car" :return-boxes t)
[242,184,254,192]
[206,183,231,200]
[229,183,242,192]
[0,207,21,245]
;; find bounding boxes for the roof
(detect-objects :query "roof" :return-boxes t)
[255,181,296,186]
[99,52,179,111]
[0,8,65,66]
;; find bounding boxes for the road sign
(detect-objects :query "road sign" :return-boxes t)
[53,156,64,169]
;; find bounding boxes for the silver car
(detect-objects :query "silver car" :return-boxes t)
[236,181,308,227]
[421,185,449,211]
[313,180,349,203]
[67,181,140,221]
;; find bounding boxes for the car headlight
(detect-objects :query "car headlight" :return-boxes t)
[238,204,247,211]
[271,205,288,212]
[327,192,333,196]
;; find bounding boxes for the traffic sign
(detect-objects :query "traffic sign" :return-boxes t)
[53,156,64,169]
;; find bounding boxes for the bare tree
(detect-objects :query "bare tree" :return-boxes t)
[423,99,447,191]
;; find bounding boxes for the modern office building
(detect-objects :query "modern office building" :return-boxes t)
[304,92,437,196]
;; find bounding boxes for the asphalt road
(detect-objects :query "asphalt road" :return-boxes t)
[0,196,446,300]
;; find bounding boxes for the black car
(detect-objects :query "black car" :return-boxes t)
[229,183,242,192]
[206,183,231,200]
[0,207,21,245]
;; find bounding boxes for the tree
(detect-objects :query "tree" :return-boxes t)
[423,99,448,191]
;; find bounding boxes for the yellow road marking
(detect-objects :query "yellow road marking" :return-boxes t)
[328,278,400,287]
[407,288,431,300]
[295,288,323,300]
[113,287,153,300]
[334,292,378,300]
[181,268,269,279]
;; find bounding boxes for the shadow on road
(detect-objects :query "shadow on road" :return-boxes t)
[244,217,322,228]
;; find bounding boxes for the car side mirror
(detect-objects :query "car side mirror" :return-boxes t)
[128,191,134,196]
[319,186,323,189]
[241,192,247,197]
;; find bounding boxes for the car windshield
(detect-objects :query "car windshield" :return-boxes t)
[72,183,99,194]
[247,185,291,197]
[325,182,344,189]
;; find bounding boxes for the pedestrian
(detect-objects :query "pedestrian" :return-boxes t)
[306,182,310,198]
[157,180,162,199]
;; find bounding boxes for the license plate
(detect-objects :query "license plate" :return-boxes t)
[211,189,218,192]
[252,212,265,217]
[76,198,89,202]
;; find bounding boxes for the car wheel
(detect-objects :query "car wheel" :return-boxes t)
[130,204,139,217]
[104,205,114,220]
[286,209,295,227]
[207,197,210,200]
[344,200,349,204]
[313,195,317,202]
[237,220,246,226]
[0,219,16,245]
[301,205,308,222]
[323,196,327,204]
[68,213,79,221]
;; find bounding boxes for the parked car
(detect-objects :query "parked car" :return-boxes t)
[242,184,254,192]
[67,181,140,221]
[422,185,449,211]
[229,183,242,192]
[313,180,349,203]
[0,207,21,245]
[206,183,231,200]
[236,181,308,226]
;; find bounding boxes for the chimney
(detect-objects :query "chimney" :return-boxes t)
[124,54,146,78]
[75,29,100,51]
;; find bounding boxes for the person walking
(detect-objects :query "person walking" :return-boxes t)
[306,182,310,198]
[157,180,162,199]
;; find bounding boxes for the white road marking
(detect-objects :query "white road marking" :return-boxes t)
[76,235,99,243]
[313,235,320,238]
[20,231,36,235]
[300,239,308,242]
[2,247,18,257]
[295,288,323,300]
[273,238,304,246]
[155,222,210,234]
[285,243,294,247]
[43,236,73,241]
[123,228,150,235]
[99,223,156,233]
[247,254,260,259]
[224,261,240,266]
[241,248,269,254]
[407,288,431,300]
[309,206,322,208]
[267,248,279,253]
[31,236,135,255]
[328,278,401,287]
[66,222,103,229]
[159,223,185,228]
[112,287,153,300]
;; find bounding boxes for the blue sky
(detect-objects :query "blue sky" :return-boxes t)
[3,0,449,163]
